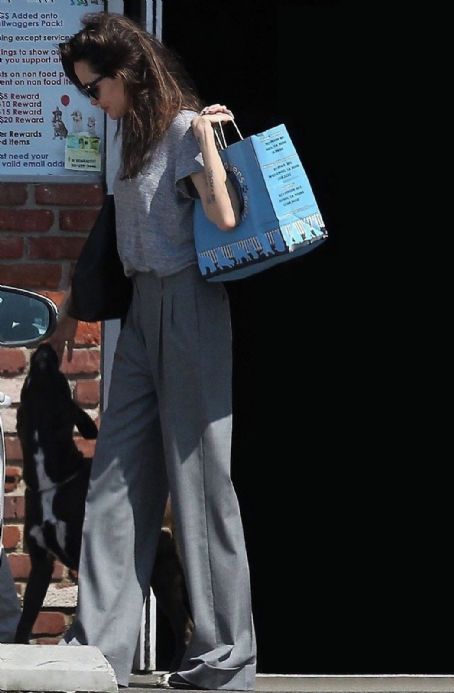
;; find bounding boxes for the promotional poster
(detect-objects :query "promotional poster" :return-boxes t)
[0,0,104,176]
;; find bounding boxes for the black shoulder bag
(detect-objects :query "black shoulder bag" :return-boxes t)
[68,194,133,322]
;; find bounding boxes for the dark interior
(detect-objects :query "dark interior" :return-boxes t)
[123,0,447,677]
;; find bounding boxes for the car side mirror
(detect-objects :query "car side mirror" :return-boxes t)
[0,286,58,347]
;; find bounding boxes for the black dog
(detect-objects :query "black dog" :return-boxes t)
[15,343,98,643]
[15,343,193,672]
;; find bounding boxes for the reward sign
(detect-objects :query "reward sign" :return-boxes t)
[0,0,104,177]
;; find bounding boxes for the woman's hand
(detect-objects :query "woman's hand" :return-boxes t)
[46,313,78,364]
[192,104,234,136]
[200,104,234,118]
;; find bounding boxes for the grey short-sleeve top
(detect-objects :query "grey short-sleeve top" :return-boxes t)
[113,109,204,277]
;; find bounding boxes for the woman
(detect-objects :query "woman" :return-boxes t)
[51,12,256,691]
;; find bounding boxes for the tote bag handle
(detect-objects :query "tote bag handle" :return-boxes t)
[214,120,244,150]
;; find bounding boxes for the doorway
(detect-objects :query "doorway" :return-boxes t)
[137,0,446,677]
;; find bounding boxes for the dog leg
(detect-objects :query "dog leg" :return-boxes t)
[15,554,54,643]
[151,528,194,673]
[74,403,98,440]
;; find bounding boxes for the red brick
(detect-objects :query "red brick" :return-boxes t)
[61,349,100,376]
[75,438,97,458]
[8,554,64,580]
[32,611,66,636]
[36,636,62,645]
[3,496,25,521]
[9,553,31,579]
[41,290,67,309]
[5,437,23,461]
[59,209,99,232]
[74,380,100,406]
[75,321,101,346]
[5,466,22,491]
[28,237,86,261]
[35,184,104,207]
[52,561,64,579]
[0,183,27,206]
[0,349,26,375]
[5,465,22,480]
[0,264,62,290]
[3,525,20,550]
[0,237,24,258]
[0,209,53,232]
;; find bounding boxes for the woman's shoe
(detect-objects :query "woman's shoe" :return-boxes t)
[168,672,205,689]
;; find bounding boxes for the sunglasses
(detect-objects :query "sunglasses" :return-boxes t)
[80,75,104,100]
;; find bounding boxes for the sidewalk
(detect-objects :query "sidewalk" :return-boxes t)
[127,673,454,693]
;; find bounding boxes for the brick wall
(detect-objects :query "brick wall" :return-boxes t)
[0,181,103,643]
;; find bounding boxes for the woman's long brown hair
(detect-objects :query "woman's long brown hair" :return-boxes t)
[59,13,203,179]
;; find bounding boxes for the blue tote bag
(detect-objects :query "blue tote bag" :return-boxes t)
[193,122,328,281]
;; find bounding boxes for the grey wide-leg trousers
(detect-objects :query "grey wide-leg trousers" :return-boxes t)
[0,552,20,642]
[64,266,256,689]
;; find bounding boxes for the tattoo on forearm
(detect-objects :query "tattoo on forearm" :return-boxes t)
[206,168,215,204]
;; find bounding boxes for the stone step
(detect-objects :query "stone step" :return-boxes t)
[0,644,117,692]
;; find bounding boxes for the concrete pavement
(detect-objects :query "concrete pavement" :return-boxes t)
[2,658,454,692]
[126,673,454,693]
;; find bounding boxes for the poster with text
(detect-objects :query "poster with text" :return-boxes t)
[0,0,104,177]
